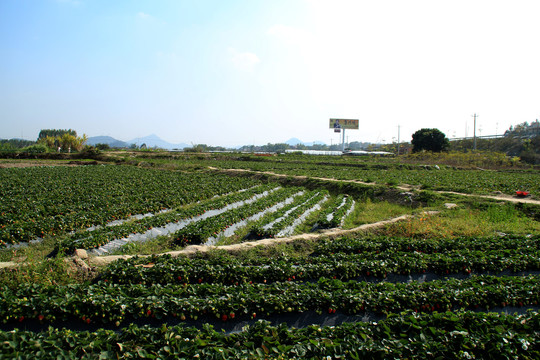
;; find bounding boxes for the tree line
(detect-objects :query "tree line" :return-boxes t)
[0,129,88,153]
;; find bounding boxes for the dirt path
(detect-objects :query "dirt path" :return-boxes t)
[1,211,438,270]
[0,160,99,168]
[87,211,438,267]
[208,167,540,205]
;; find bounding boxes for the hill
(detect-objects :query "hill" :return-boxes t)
[86,134,189,150]
[127,134,189,150]
[86,136,129,148]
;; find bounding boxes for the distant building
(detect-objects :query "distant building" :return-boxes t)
[504,120,540,138]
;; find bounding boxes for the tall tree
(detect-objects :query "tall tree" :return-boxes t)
[411,128,449,153]
[37,129,77,140]
[37,130,87,152]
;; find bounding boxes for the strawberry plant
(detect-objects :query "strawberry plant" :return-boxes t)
[172,187,301,245]
[249,190,328,238]
[312,194,355,229]
[55,184,277,253]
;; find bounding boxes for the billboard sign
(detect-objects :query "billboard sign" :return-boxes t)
[329,118,359,130]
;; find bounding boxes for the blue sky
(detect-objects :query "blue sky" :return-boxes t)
[1,0,539,147]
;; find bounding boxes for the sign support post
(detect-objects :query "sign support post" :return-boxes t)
[329,118,359,153]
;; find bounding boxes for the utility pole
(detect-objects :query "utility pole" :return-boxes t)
[472,113,478,150]
[397,125,400,155]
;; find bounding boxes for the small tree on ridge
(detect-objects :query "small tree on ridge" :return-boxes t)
[411,128,449,153]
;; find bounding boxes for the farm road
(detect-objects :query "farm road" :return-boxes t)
[207,167,540,205]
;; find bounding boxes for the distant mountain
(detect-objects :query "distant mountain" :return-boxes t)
[127,134,189,150]
[86,136,128,148]
[284,138,303,146]
[87,134,188,149]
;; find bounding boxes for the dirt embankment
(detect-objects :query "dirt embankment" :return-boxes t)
[1,209,438,270]
[207,167,540,206]
[87,212,439,267]
[0,160,100,168]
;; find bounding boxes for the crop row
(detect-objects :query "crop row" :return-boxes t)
[1,275,538,327]
[2,310,538,359]
[99,245,540,286]
[249,190,328,238]
[314,234,540,254]
[0,166,261,246]
[245,190,309,238]
[59,185,357,253]
[312,194,355,229]
[55,184,277,253]
[172,187,302,246]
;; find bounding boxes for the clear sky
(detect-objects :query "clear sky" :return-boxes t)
[1,0,539,147]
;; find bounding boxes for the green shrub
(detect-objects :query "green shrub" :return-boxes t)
[20,144,49,154]
[416,190,443,206]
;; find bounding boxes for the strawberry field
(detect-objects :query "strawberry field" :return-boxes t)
[199,156,540,196]
[0,155,539,358]
[0,166,263,247]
